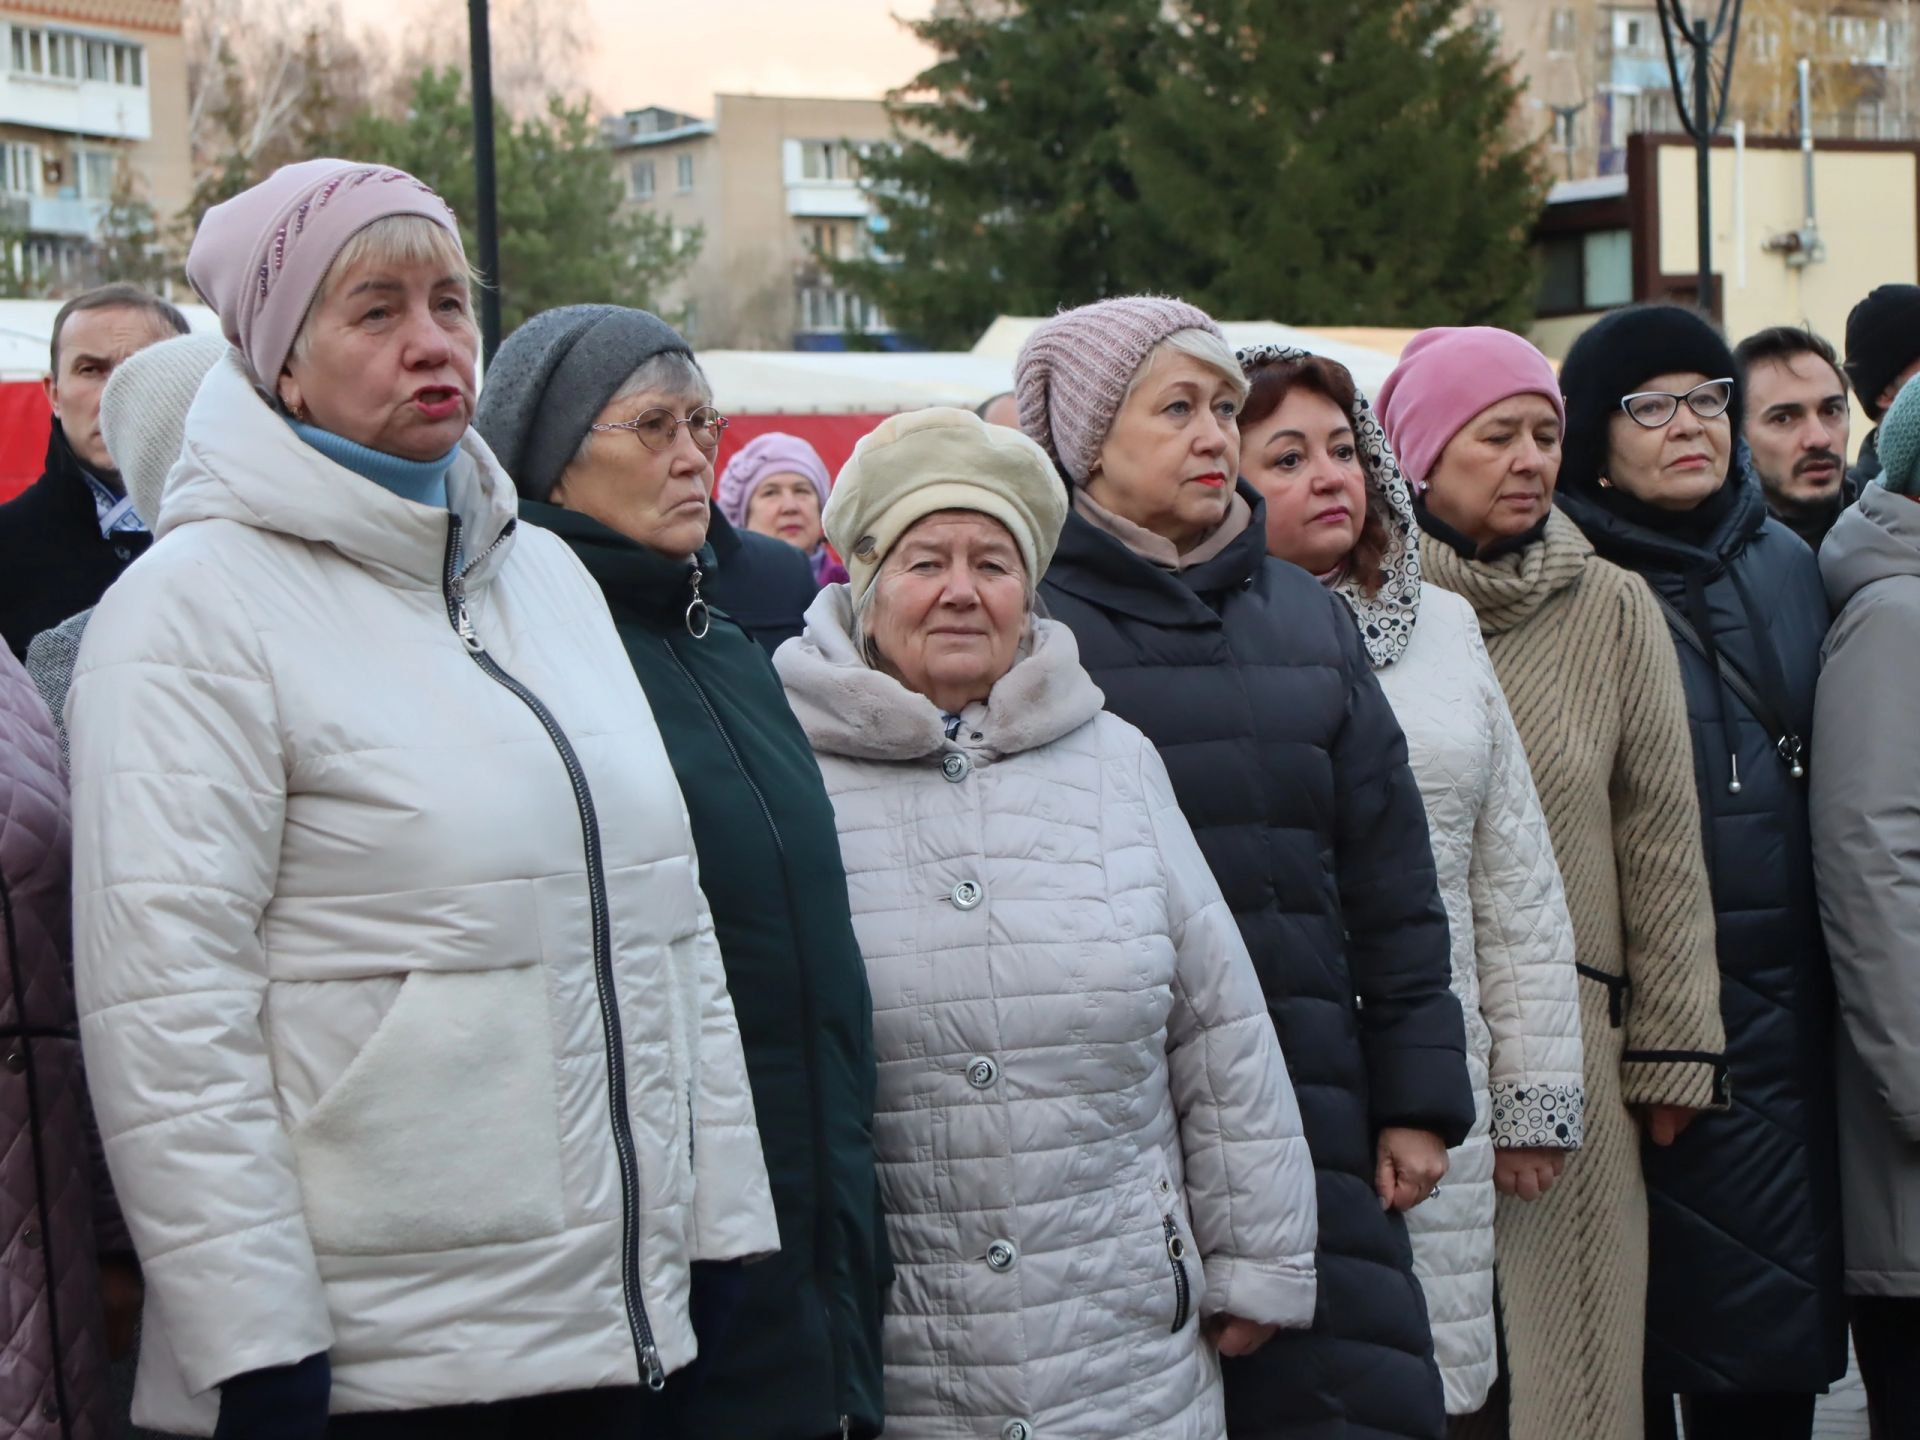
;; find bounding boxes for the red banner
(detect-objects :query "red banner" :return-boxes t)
[0,383,885,506]
[0,382,50,502]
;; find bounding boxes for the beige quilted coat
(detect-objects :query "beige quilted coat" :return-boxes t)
[776,587,1319,1440]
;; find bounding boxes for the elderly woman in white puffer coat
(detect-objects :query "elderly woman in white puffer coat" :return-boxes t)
[774,407,1319,1440]
[67,159,777,1439]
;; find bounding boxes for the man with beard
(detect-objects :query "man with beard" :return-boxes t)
[0,284,189,657]
[1735,325,1857,552]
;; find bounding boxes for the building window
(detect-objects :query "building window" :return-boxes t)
[1551,108,1578,151]
[629,160,655,200]
[1536,228,1633,315]
[1,142,41,196]
[76,148,117,199]
[675,153,695,192]
[799,140,862,183]
[9,26,142,84]
[1549,8,1578,55]
[796,285,887,334]
[1613,10,1660,57]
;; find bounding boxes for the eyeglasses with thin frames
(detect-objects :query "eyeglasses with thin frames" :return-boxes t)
[589,406,729,453]
[1619,378,1735,429]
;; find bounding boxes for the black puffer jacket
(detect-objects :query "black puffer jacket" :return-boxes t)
[1558,471,1847,1396]
[1040,485,1472,1440]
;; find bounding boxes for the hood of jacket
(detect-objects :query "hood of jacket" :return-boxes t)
[1555,446,1769,576]
[775,584,1105,763]
[1821,480,1920,613]
[1238,345,1422,669]
[158,349,520,592]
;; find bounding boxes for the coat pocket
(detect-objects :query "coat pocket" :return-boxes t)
[1146,1170,1201,1335]
[288,963,567,1256]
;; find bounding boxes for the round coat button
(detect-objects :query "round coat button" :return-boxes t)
[1003,1421,1034,1440]
[966,1056,998,1089]
[951,881,983,911]
[986,1239,1018,1272]
[942,753,971,782]
[4,1050,24,1074]
[40,1398,57,1422]
[23,1227,41,1250]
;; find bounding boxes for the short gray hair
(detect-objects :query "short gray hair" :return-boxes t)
[1121,326,1251,410]
[572,350,714,463]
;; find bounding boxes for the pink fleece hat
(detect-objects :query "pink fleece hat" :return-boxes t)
[1375,327,1565,491]
[1015,296,1222,483]
[186,158,461,390]
[716,432,832,527]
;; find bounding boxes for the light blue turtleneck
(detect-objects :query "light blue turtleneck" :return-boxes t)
[287,418,460,509]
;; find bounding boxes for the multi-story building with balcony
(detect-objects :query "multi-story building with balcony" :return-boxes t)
[1473,1,1920,179]
[605,93,901,350]
[0,0,189,294]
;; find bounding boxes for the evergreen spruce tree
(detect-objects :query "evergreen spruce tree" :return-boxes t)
[832,0,1165,350]
[1127,0,1547,327]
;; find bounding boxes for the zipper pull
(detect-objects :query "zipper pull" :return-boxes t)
[641,1343,666,1392]
[841,1418,851,1439]
[1780,734,1807,780]
[1727,752,1742,795]
[685,564,712,639]
[451,575,483,653]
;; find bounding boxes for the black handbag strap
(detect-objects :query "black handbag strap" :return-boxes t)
[1648,585,1807,778]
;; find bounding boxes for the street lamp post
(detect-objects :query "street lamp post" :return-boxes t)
[468,0,502,363]
[1656,0,1744,316]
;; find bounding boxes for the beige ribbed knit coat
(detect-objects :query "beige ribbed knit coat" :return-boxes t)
[1421,512,1725,1440]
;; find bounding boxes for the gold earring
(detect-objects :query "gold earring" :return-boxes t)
[1598,475,1613,489]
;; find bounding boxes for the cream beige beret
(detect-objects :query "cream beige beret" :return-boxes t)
[825,407,1068,603]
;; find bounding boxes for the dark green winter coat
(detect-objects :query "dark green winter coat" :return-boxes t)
[524,500,888,1440]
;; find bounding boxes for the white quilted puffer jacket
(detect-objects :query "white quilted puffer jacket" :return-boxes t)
[66,353,778,1434]
[1379,587,1585,1414]
[1281,358,1586,1416]
[776,587,1318,1440]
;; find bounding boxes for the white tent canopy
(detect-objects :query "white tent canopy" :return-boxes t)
[0,300,223,380]
[0,300,1409,410]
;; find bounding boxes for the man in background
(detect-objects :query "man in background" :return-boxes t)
[1735,325,1855,552]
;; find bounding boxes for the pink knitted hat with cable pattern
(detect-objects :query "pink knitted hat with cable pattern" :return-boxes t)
[1014,296,1223,483]
[186,158,462,391]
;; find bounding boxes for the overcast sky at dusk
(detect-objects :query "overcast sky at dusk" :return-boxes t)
[348,0,938,118]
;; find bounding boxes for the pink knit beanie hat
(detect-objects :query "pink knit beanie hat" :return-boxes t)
[186,158,461,390]
[1376,327,1565,492]
[716,431,832,527]
[1014,296,1223,483]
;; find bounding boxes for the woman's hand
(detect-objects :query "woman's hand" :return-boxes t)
[1492,1147,1568,1201]
[1639,1103,1700,1147]
[99,1258,143,1360]
[1208,1315,1280,1357]
[1375,1127,1449,1211]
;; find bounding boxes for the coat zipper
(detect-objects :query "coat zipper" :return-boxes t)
[661,638,846,1427]
[442,516,666,1391]
[1162,1215,1192,1335]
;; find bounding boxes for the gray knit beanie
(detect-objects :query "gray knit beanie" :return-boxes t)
[1014,296,1223,484]
[475,304,697,502]
[98,332,230,529]
[1877,371,1920,496]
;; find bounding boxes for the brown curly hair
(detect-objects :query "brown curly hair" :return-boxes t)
[1238,353,1394,597]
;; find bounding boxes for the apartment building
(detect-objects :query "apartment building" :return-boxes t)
[1473,1,1920,179]
[0,0,189,293]
[605,93,900,350]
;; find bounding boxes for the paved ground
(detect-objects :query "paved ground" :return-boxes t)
[1814,1347,1869,1440]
